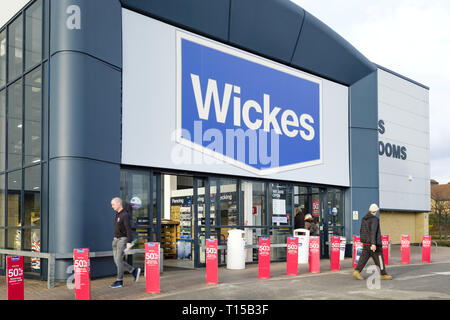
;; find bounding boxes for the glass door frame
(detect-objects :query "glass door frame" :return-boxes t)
[319,187,329,258]
[193,175,209,268]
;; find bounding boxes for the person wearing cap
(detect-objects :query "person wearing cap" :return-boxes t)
[353,203,392,280]
[304,213,318,236]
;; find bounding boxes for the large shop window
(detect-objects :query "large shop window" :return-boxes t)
[7,79,23,170]
[119,167,347,267]
[0,30,6,87]
[327,188,345,236]
[0,174,4,267]
[0,89,5,171]
[7,170,21,229]
[0,174,4,227]
[120,169,153,271]
[0,1,45,275]
[24,66,41,165]
[8,15,23,82]
[240,180,266,263]
[23,165,40,273]
[269,183,293,261]
[25,0,42,70]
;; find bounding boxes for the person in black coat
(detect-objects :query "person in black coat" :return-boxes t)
[353,203,392,280]
[294,208,305,229]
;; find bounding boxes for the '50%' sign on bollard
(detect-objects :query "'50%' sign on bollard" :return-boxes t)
[401,235,410,264]
[422,235,431,263]
[309,236,320,273]
[382,235,390,266]
[145,242,160,293]
[206,238,218,284]
[330,236,340,271]
[7,256,24,300]
[353,235,362,269]
[286,237,298,276]
[258,237,271,279]
[73,248,90,300]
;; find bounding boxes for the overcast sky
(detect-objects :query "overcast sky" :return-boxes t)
[292,0,450,185]
[1,0,449,184]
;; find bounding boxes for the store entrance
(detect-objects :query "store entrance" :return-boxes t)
[121,167,347,269]
[161,174,210,269]
[293,186,330,258]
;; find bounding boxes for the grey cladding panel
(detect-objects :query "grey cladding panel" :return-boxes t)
[120,0,230,42]
[49,158,120,254]
[291,12,376,85]
[351,187,379,235]
[50,52,121,162]
[51,0,122,67]
[49,158,119,281]
[120,0,376,85]
[229,0,304,64]
[350,72,378,130]
[350,128,379,189]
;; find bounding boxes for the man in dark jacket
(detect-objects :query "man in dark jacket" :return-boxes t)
[353,203,392,280]
[110,197,141,288]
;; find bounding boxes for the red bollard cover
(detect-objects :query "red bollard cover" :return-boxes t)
[401,235,410,264]
[6,256,24,300]
[286,237,299,276]
[422,235,431,263]
[73,248,90,300]
[145,242,160,293]
[382,235,389,266]
[352,235,361,269]
[258,237,271,279]
[309,236,320,273]
[330,236,340,271]
[206,238,218,284]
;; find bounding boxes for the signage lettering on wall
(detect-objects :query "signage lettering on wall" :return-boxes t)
[378,120,407,160]
[176,31,322,175]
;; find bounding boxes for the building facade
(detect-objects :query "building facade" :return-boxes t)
[0,0,430,281]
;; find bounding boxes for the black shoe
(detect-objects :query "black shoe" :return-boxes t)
[109,280,123,288]
[132,268,141,282]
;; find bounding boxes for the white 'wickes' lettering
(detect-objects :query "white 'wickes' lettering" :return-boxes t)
[190,74,316,141]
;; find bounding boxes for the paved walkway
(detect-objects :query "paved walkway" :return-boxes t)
[1,245,449,300]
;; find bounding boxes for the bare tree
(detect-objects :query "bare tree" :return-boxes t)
[431,188,450,240]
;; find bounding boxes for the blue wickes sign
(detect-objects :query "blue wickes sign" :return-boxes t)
[176,32,322,175]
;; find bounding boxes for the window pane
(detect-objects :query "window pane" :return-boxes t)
[25,67,41,165]
[0,228,4,248]
[0,89,5,171]
[218,178,238,228]
[242,180,265,227]
[7,170,22,227]
[0,30,6,86]
[24,165,40,226]
[25,0,42,69]
[7,79,23,169]
[122,170,149,251]
[8,15,23,81]
[24,228,40,272]
[7,228,21,250]
[0,174,4,227]
[269,183,291,226]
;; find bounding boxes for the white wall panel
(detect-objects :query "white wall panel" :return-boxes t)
[378,69,430,211]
